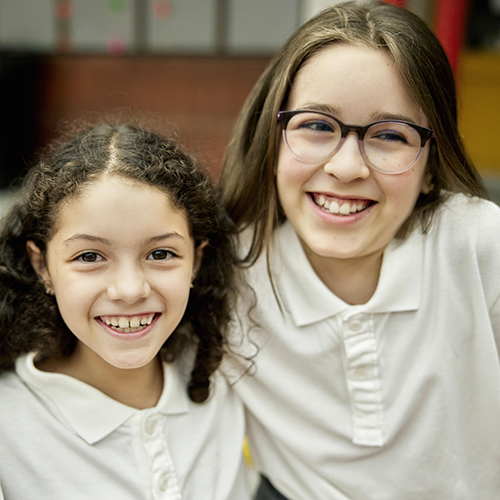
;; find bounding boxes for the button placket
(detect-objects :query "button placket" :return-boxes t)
[144,414,159,436]
[342,312,384,447]
[139,410,181,499]
[159,474,169,491]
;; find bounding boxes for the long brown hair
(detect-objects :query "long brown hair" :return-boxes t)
[220,0,487,265]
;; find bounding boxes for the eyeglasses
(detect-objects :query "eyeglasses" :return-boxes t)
[277,110,435,174]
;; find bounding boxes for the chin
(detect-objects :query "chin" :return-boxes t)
[107,353,157,371]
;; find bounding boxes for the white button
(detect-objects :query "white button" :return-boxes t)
[159,474,169,491]
[348,319,363,331]
[144,416,157,435]
[353,367,372,380]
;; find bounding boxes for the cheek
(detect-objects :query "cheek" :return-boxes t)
[166,281,191,302]
[52,280,96,320]
[159,283,191,328]
[276,151,310,197]
[380,170,426,214]
[154,269,192,301]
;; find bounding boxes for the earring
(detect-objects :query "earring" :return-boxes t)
[190,283,194,289]
[45,282,54,295]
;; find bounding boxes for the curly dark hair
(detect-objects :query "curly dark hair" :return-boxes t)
[0,123,237,403]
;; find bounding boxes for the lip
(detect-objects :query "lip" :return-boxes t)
[308,192,376,224]
[312,191,373,203]
[96,313,161,340]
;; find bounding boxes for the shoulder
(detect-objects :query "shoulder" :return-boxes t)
[0,369,36,431]
[0,368,20,389]
[0,368,27,398]
[429,194,500,249]
[427,194,500,296]
[434,193,500,231]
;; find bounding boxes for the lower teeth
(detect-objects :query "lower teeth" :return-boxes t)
[111,326,144,333]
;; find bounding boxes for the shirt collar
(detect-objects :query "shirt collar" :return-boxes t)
[16,353,189,444]
[274,221,423,327]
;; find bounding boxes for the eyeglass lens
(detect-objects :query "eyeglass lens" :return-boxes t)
[283,112,425,173]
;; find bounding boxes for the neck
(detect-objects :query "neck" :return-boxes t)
[37,346,164,409]
[305,250,384,305]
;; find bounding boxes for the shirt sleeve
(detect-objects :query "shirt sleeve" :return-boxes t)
[443,196,500,360]
[490,293,500,359]
[474,199,500,359]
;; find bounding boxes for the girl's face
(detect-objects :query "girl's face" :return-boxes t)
[276,44,431,286]
[29,175,202,374]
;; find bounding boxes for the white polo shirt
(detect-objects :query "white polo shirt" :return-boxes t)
[0,352,250,500]
[226,194,500,500]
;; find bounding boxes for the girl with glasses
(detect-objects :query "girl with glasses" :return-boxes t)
[220,1,500,499]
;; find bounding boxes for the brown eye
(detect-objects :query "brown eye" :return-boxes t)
[147,249,176,261]
[77,252,102,263]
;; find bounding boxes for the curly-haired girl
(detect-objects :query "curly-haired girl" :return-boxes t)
[0,123,249,499]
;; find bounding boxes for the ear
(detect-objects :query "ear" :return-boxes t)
[192,240,208,282]
[420,171,434,195]
[26,240,51,284]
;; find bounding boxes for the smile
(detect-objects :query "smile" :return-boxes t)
[98,313,156,333]
[312,193,373,215]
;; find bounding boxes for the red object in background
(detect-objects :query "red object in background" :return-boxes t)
[379,0,406,7]
[434,0,470,73]
[153,1,173,19]
[107,36,127,56]
[55,1,74,19]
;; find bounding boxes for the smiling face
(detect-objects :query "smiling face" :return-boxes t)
[276,44,431,296]
[28,175,200,374]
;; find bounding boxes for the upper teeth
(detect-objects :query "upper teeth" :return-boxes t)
[102,314,154,329]
[317,195,366,215]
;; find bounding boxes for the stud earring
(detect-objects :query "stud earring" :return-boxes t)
[45,283,54,295]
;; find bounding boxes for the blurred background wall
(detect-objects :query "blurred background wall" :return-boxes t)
[0,0,499,201]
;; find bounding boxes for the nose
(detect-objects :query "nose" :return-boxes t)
[323,132,370,183]
[107,263,151,304]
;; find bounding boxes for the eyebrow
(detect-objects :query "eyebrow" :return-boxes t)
[147,233,186,244]
[370,111,419,124]
[299,103,419,125]
[63,232,186,246]
[301,103,342,116]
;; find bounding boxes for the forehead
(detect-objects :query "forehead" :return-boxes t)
[288,44,426,126]
[51,176,191,241]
